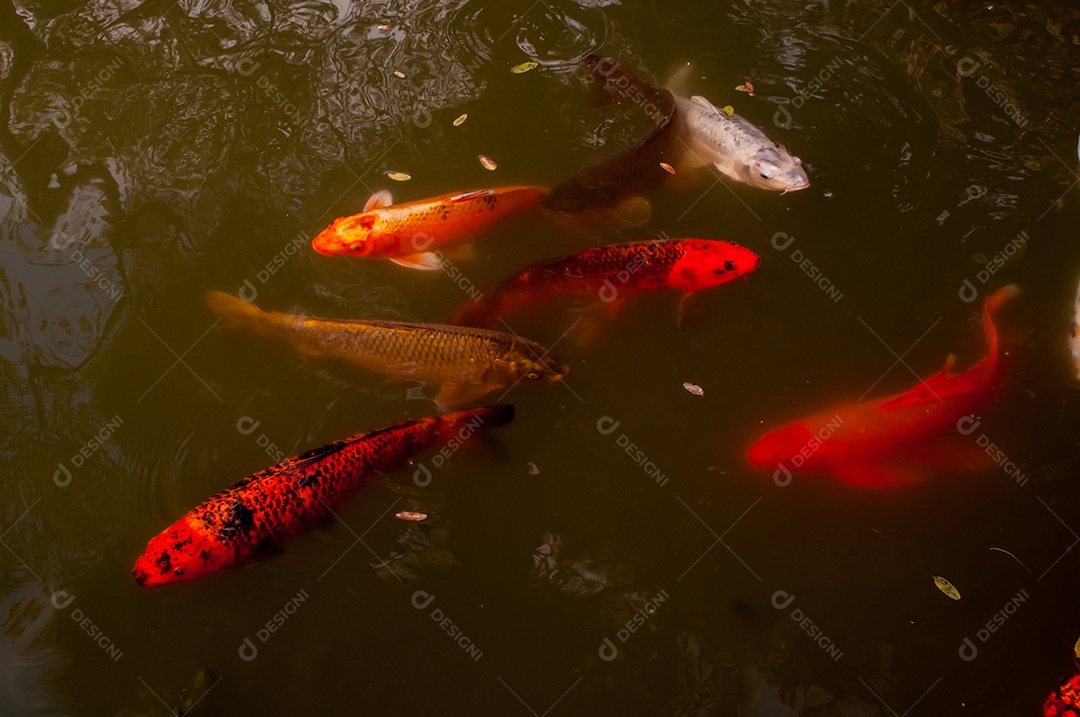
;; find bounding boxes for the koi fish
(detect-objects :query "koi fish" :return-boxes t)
[542,56,686,224]
[747,285,1018,488]
[450,239,760,329]
[205,292,568,407]
[311,186,548,270]
[132,405,514,586]
[675,94,809,193]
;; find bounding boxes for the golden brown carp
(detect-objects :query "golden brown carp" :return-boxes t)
[205,292,568,406]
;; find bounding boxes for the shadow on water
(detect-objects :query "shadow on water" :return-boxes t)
[0,0,1078,714]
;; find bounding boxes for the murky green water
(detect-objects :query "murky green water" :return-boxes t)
[1,0,1079,714]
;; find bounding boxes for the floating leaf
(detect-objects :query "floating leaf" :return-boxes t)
[395,511,428,522]
[377,23,390,30]
[393,70,406,79]
[683,382,704,396]
[933,575,961,600]
[722,105,735,116]
[478,155,497,170]
[385,171,411,181]
[989,546,1031,572]
[511,61,539,74]
[660,162,676,175]
[453,113,468,127]
[528,463,540,475]
[736,81,755,96]
[1074,636,1080,659]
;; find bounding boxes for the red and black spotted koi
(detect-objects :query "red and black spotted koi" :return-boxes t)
[132,405,514,587]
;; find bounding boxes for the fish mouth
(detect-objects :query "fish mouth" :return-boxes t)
[780,174,811,194]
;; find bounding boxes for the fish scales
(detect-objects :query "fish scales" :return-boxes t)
[133,406,514,586]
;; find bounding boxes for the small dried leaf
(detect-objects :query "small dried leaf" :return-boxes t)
[722,105,735,116]
[393,70,406,79]
[736,81,755,97]
[511,61,539,74]
[395,511,428,522]
[683,382,704,396]
[478,155,497,170]
[528,463,540,475]
[933,575,961,600]
[377,23,390,30]
[453,113,468,127]
[385,171,411,181]
[660,162,676,175]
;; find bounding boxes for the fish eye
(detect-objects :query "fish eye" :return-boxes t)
[760,172,772,179]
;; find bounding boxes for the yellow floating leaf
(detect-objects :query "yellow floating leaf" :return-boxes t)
[385,171,411,181]
[660,162,676,175]
[511,61,539,74]
[478,154,497,170]
[933,575,961,600]
[395,511,428,522]
[683,382,704,396]
[723,105,734,116]
[377,23,390,30]
[1074,636,1080,659]
[393,70,406,78]
[453,113,468,127]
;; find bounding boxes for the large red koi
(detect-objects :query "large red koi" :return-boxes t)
[747,286,1018,488]
[133,405,513,587]
[450,239,759,329]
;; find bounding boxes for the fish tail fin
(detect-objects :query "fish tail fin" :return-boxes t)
[437,404,515,440]
[205,291,272,334]
[982,284,1020,366]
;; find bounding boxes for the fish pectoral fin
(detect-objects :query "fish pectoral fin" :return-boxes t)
[676,292,700,327]
[364,190,394,211]
[441,243,475,263]
[434,381,494,407]
[609,196,652,227]
[391,252,443,271]
[831,462,924,489]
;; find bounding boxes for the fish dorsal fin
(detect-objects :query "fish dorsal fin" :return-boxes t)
[449,189,495,203]
[690,95,716,110]
[365,190,394,211]
[877,354,957,410]
[435,381,494,408]
[666,62,693,96]
[290,439,351,468]
[390,252,443,271]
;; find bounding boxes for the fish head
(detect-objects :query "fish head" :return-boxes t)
[488,343,570,387]
[742,145,810,193]
[669,240,761,292]
[747,422,814,469]
[311,213,379,257]
[132,518,229,588]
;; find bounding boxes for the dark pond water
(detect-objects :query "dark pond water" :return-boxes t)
[1,0,1079,714]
